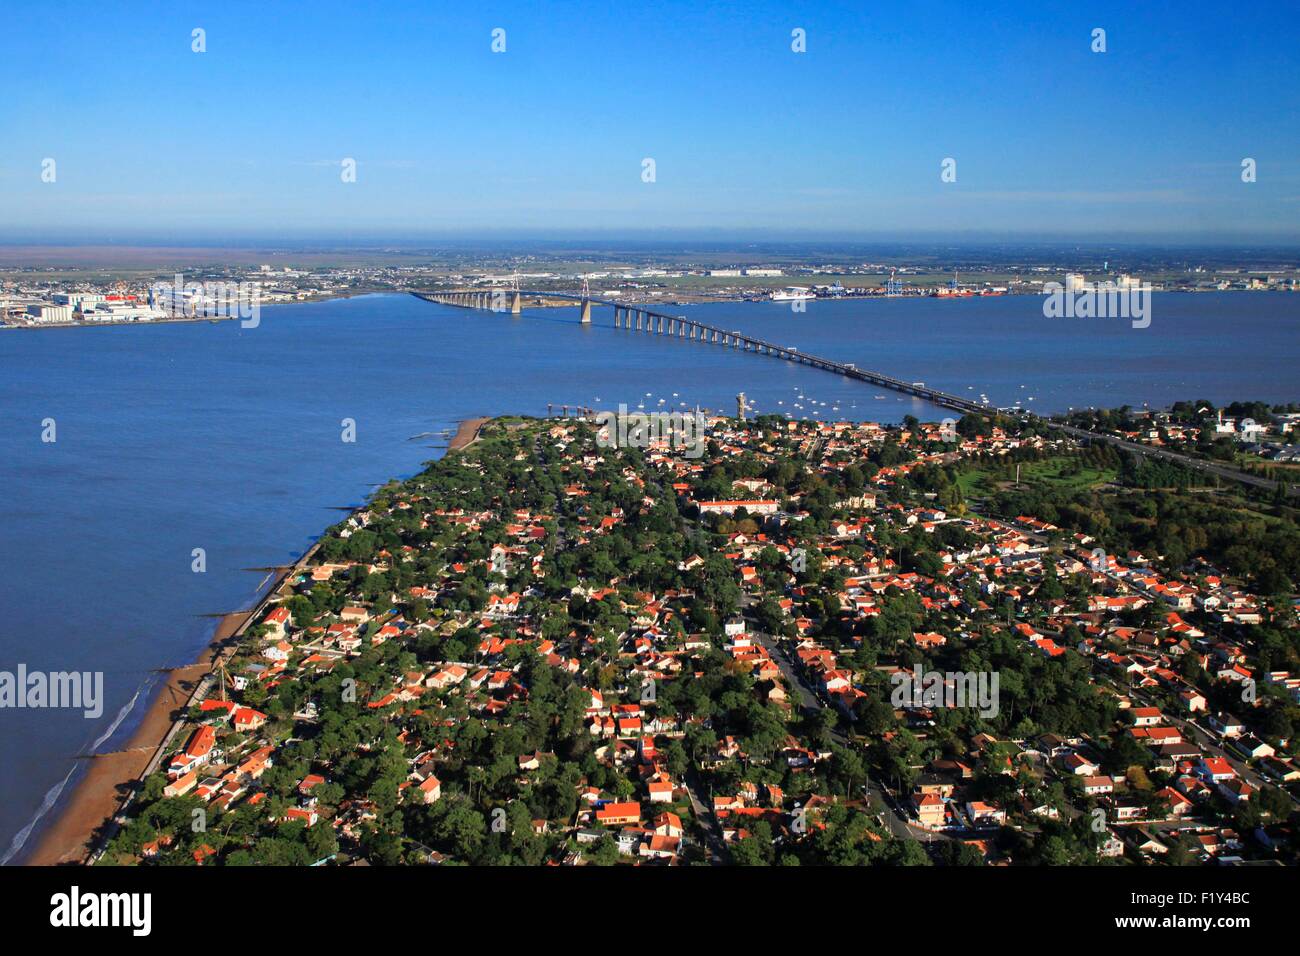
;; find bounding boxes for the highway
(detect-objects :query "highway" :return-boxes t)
[1053,422,1296,497]
[418,288,1300,499]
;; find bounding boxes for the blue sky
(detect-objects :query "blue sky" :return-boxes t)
[2,0,1297,240]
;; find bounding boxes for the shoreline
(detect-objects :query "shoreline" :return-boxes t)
[6,286,1285,333]
[0,292,374,333]
[20,417,489,866]
[21,611,250,865]
[448,416,490,452]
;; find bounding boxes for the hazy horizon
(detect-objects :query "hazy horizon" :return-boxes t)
[4,230,1300,248]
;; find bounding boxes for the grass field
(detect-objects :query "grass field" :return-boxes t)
[957,456,1117,497]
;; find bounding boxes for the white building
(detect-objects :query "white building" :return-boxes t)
[26,304,73,323]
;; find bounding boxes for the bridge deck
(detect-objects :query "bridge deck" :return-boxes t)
[413,289,1294,497]
[412,289,987,416]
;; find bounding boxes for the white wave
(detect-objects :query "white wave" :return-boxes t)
[0,676,152,866]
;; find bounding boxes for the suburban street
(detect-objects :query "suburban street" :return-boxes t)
[738,593,951,843]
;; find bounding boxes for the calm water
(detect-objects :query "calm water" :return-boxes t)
[0,290,1296,861]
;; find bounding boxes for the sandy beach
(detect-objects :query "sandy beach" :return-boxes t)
[23,609,252,865]
[22,417,491,866]
[449,416,490,452]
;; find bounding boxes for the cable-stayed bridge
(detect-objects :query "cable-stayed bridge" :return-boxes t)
[411,288,985,416]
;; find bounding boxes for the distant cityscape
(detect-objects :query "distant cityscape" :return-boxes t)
[3,245,1298,328]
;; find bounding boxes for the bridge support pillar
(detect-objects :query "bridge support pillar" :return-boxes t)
[579,298,592,324]
[510,292,522,315]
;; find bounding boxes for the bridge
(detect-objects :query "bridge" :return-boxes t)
[412,288,987,417]
[412,288,1299,496]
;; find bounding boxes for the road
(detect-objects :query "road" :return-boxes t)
[682,769,727,863]
[1053,422,1296,496]
[738,593,952,843]
[1120,679,1298,810]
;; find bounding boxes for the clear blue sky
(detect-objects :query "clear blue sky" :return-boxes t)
[2,0,1297,240]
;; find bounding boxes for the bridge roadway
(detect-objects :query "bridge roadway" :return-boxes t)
[1054,422,1296,496]
[413,289,1297,497]
[412,289,986,417]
